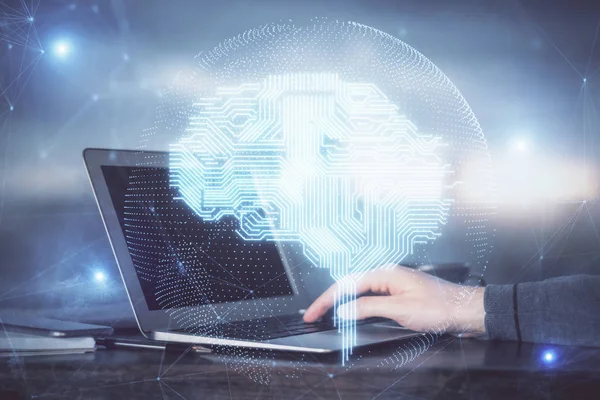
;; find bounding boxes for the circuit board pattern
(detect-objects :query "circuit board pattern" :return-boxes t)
[170,73,451,280]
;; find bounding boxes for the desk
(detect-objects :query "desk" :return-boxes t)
[1,337,598,399]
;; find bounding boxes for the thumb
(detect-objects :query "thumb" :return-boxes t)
[337,296,394,320]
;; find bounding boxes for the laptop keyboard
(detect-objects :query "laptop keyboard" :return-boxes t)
[181,314,387,341]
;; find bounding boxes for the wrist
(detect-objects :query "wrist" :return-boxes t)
[455,286,486,337]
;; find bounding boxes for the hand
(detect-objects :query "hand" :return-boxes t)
[303,265,486,336]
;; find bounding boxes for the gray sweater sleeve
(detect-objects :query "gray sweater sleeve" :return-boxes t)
[484,275,600,346]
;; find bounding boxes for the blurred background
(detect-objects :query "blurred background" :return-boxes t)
[0,0,599,325]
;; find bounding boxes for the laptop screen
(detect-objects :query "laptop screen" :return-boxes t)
[101,165,294,311]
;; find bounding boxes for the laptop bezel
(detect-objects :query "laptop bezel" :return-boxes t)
[83,148,310,335]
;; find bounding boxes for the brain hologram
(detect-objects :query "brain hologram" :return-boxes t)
[138,18,496,376]
[170,73,453,282]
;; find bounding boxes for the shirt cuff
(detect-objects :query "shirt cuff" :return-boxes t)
[484,284,519,341]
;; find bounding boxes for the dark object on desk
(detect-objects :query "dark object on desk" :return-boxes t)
[0,331,95,357]
[0,313,113,338]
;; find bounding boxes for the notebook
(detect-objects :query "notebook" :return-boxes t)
[0,331,95,356]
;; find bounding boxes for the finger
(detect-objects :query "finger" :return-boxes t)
[337,296,395,321]
[303,268,397,323]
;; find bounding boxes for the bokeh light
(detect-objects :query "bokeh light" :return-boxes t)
[93,270,107,283]
[542,349,556,363]
[53,40,71,59]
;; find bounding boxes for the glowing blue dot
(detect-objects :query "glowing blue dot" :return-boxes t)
[28,17,34,23]
[542,350,555,363]
[92,94,99,102]
[94,271,107,283]
[9,106,14,111]
[7,43,13,50]
[583,78,587,84]
[53,40,71,58]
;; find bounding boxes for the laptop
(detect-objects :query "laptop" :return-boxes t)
[84,148,421,354]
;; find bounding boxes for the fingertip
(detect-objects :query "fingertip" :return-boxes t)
[302,308,318,323]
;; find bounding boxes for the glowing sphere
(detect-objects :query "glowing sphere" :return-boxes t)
[137,18,496,371]
[146,19,495,274]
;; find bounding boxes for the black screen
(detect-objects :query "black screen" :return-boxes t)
[101,166,294,311]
